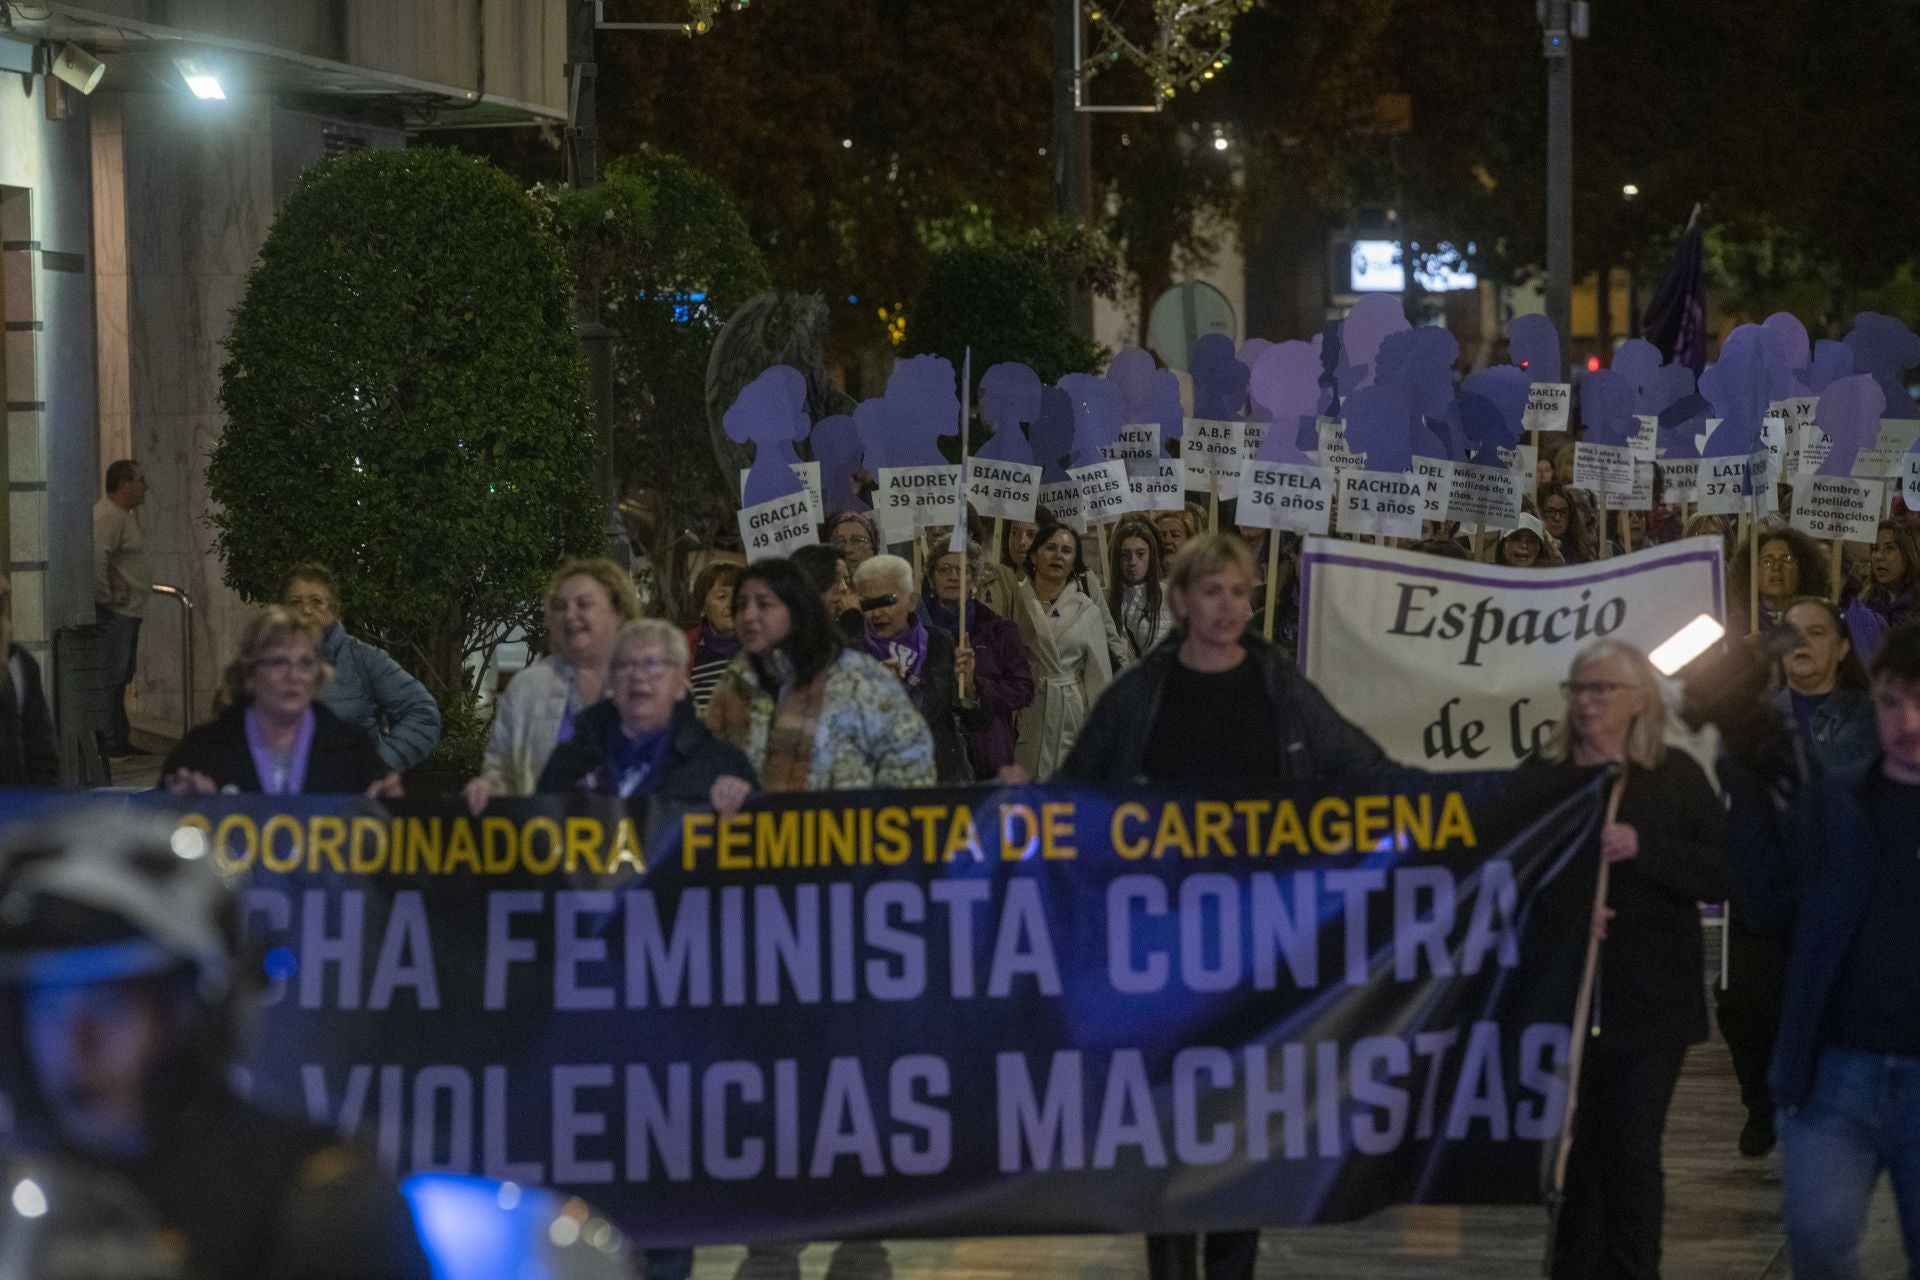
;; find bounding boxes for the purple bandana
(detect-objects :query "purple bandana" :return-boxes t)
[245,706,316,795]
[864,615,930,691]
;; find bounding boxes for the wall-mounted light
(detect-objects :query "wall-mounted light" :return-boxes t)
[50,43,105,95]
[173,57,225,100]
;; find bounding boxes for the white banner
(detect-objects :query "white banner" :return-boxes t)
[737,491,821,563]
[1300,536,1727,770]
[1235,459,1333,534]
[1696,451,1768,517]
[965,458,1042,523]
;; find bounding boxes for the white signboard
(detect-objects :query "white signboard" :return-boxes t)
[1696,451,1768,517]
[1792,475,1885,543]
[1183,418,1246,497]
[1069,459,1134,524]
[875,465,963,539]
[1235,459,1333,535]
[1300,536,1728,770]
[737,462,823,527]
[965,458,1042,523]
[1038,479,1086,534]
[1129,457,1189,512]
[1771,397,1819,474]
[1573,442,1635,500]
[737,491,820,563]
[1853,420,1920,479]
[1629,415,1660,463]
[1314,417,1367,473]
[1658,458,1701,505]
[1445,462,1525,530]
[1413,458,1455,523]
[1522,383,1572,434]
[1620,460,1656,512]
[1103,423,1161,477]
[1497,443,1540,497]
[1904,451,1920,510]
[1338,471,1424,539]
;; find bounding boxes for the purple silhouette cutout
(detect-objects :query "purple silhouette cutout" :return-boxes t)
[726,366,811,506]
[1191,333,1251,421]
[1030,386,1076,483]
[1763,312,1812,390]
[1509,314,1564,383]
[1814,374,1887,478]
[1058,373,1127,468]
[1376,327,1459,422]
[1336,295,1412,397]
[1413,409,1466,463]
[810,413,867,513]
[1611,340,1665,408]
[859,355,960,471]
[1805,341,1856,394]
[1580,369,1638,448]
[1456,366,1529,468]
[1844,313,1920,416]
[1344,385,1415,475]
[1106,346,1184,449]
[977,363,1042,465]
[1248,341,1323,465]
[1700,327,1784,490]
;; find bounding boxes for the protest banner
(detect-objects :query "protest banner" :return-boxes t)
[1184,418,1246,500]
[1070,459,1135,524]
[966,458,1042,524]
[1338,472,1423,540]
[1496,444,1539,498]
[15,780,1605,1248]
[739,463,823,528]
[738,490,820,562]
[1300,537,1726,770]
[1621,461,1656,513]
[1792,475,1884,542]
[875,465,964,540]
[1104,422,1161,477]
[1235,460,1334,535]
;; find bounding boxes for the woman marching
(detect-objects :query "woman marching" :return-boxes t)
[1058,534,1388,1280]
[1010,521,1115,778]
[852,553,990,784]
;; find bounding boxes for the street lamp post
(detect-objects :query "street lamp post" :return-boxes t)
[1539,0,1587,369]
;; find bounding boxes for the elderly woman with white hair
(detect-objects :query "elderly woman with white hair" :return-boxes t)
[537,618,756,802]
[853,553,990,784]
[1515,638,1729,1280]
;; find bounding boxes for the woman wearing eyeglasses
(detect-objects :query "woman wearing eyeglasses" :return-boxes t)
[1523,641,1728,1280]
[1727,523,1829,635]
[823,510,882,569]
[539,619,756,803]
[161,606,398,797]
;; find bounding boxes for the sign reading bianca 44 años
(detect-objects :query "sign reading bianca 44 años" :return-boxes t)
[1300,537,1726,770]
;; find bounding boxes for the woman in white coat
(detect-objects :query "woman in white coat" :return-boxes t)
[1012,521,1113,777]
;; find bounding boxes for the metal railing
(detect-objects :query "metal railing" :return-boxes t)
[149,584,193,741]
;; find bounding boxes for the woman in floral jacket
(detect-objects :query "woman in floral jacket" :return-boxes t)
[704,557,935,804]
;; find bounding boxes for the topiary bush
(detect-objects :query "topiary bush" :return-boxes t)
[213,148,601,723]
[911,228,1111,386]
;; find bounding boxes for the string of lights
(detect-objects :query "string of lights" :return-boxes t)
[1085,0,1254,101]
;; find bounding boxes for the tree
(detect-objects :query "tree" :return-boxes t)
[213,148,600,712]
[911,221,1113,385]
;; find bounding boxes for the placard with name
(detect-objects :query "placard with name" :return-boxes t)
[737,462,823,527]
[1444,462,1524,529]
[964,458,1042,523]
[1069,459,1135,524]
[1234,459,1333,534]
[1129,457,1189,512]
[1771,397,1819,474]
[1792,474,1885,542]
[1758,415,1788,492]
[1658,458,1700,504]
[1413,458,1455,522]
[1339,471,1424,539]
[1852,420,1920,479]
[1038,479,1087,533]
[1522,383,1572,434]
[737,490,821,562]
[1314,417,1367,473]
[1620,460,1656,512]
[875,465,963,539]
[1183,418,1246,497]
[1696,450,1769,517]
[1903,450,1920,509]
[1103,422,1161,477]
[1629,416,1660,463]
[1573,442,1636,500]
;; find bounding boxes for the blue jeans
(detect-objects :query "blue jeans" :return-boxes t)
[1780,1047,1920,1280]
[97,606,140,750]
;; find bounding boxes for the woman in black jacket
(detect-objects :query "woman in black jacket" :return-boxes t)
[852,553,990,784]
[1524,640,1729,1280]
[539,619,757,802]
[1060,533,1389,1280]
[161,607,396,797]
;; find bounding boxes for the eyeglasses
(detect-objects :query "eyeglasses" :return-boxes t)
[611,655,676,679]
[1542,505,1570,518]
[257,655,320,674]
[830,534,874,552]
[1560,679,1630,699]
[1759,556,1794,569]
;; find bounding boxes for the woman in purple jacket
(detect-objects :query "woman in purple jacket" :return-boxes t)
[925,538,1034,778]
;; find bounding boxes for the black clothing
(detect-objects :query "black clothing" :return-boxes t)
[1059,630,1388,784]
[914,625,993,786]
[160,702,388,794]
[0,646,57,785]
[1072,640,1384,1280]
[1140,655,1280,779]
[537,698,757,802]
[1715,913,1788,1119]
[1550,1043,1689,1280]
[1820,779,1920,1055]
[1519,751,1730,1051]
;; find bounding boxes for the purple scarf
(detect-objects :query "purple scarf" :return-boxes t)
[245,706,316,795]
[864,616,930,691]
[697,619,742,661]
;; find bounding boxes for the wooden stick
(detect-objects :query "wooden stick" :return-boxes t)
[1263,530,1281,641]
[1208,471,1220,534]
[1095,522,1111,590]
[1617,509,1633,556]
[1597,492,1611,559]
[1744,514,1759,635]
[1830,538,1843,602]
[1474,521,1487,562]
[956,538,971,701]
